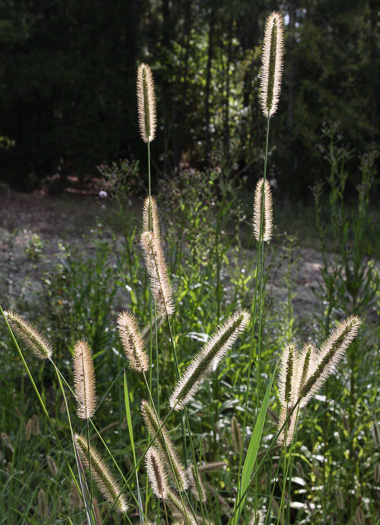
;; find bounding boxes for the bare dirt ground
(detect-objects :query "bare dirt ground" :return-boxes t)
[0,190,325,320]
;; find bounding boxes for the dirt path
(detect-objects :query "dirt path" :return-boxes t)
[0,190,326,320]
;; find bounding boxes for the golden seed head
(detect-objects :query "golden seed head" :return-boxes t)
[253,178,273,242]
[73,340,97,420]
[143,195,161,239]
[260,12,284,118]
[117,311,149,373]
[74,434,128,513]
[137,63,156,143]
[4,311,53,360]
[146,447,169,499]
[140,231,174,316]
[169,311,250,410]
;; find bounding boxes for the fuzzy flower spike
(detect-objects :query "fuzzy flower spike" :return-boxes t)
[253,178,273,242]
[4,311,53,360]
[74,434,128,513]
[169,311,250,410]
[117,311,149,373]
[260,12,284,118]
[137,63,156,143]
[73,340,97,420]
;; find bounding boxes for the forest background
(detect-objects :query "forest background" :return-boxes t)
[0,0,378,197]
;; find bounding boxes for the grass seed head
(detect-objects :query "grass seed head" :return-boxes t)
[137,63,156,143]
[253,178,273,242]
[231,416,242,455]
[4,311,53,360]
[73,340,97,420]
[146,447,169,499]
[143,195,161,239]
[74,433,128,513]
[141,400,188,491]
[260,12,284,118]
[250,509,265,525]
[187,465,207,502]
[117,311,149,373]
[140,231,174,316]
[37,488,48,518]
[165,489,196,525]
[301,316,362,404]
[169,310,250,410]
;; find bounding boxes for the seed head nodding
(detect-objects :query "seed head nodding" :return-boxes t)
[73,340,97,420]
[74,434,128,513]
[169,311,250,410]
[146,447,169,499]
[4,311,53,360]
[260,12,284,118]
[253,178,273,242]
[117,311,149,373]
[141,401,188,491]
[137,63,156,143]
[140,231,174,316]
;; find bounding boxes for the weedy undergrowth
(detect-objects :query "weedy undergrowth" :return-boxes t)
[0,11,373,525]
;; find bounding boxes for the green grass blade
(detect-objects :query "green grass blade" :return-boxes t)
[233,368,275,524]
[124,371,143,522]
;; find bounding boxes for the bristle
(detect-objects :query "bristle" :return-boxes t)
[260,12,284,118]
[140,231,174,316]
[252,178,273,242]
[4,311,53,360]
[74,434,128,513]
[250,509,266,525]
[141,401,188,491]
[187,465,207,502]
[165,489,196,525]
[231,416,242,454]
[73,340,97,420]
[137,63,156,143]
[146,447,169,499]
[169,311,250,410]
[301,316,362,404]
[117,311,149,373]
[143,195,161,239]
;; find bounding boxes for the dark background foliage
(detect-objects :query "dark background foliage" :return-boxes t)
[0,0,378,198]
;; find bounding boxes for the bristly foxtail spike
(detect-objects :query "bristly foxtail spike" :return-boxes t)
[187,465,207,502]
[169,310,251,411]
[252,178,273,242]
[143,195,161,239]
[140,231,175,316]
[295,343,317,407]
[73,340,97,420]
[74,434,128,513]
[117,311,149,373]
[145,447,169,499]
[301,315,362,405]
[4,311,53,360]
[260,12,284,118]
[137,63,156,143]
[277,344,297,445]
[140,400,188,491]
[165,489,197,525]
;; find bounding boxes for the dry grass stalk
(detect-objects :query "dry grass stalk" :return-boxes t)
[137,63,156,143]
[74,433,128,513]
[117,311,149,373]
[253,178,273,242]
[4,311,53,360]
[169,311,250,410]
[260,12,284,118]
[73,340,97,420]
